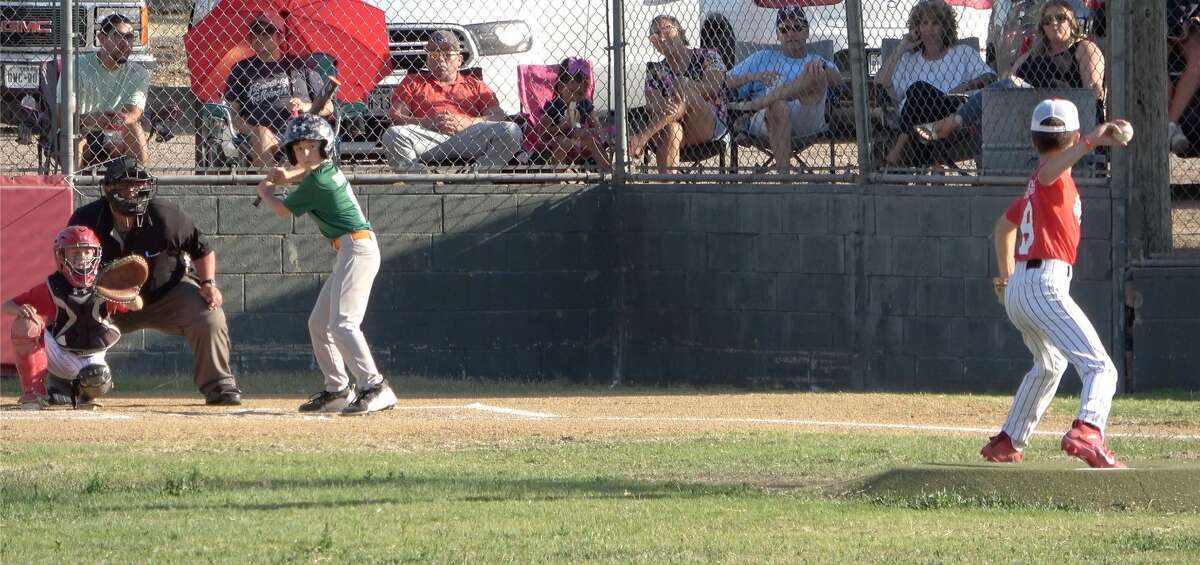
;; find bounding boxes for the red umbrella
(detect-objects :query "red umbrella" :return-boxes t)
[753,0,842,7]
[184,0,390,103]
[945,0,992,8]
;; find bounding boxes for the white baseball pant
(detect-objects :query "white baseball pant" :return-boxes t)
[310,232,383,392]
[1001,258,1118,448]
[43,330,108,380]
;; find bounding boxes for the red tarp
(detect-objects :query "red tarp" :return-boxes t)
[1,176,73,365]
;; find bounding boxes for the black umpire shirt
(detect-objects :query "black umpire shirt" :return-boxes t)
[69,199,213,304]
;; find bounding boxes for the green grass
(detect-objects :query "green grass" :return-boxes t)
[3,431,1199,563]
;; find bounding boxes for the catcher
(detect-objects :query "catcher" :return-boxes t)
[3,226,146,410]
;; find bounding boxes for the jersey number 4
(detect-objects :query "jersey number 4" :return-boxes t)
[1018,201,1035,255]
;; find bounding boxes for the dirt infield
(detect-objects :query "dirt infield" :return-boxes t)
[4,392,1199,450]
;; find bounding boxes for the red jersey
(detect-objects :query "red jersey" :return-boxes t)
[392,71,499,119]
[1004,166,1082,264]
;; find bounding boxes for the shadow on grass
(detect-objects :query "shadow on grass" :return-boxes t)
[82,474,755,513]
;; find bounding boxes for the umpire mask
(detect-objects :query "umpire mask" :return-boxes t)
[102,157,156,218]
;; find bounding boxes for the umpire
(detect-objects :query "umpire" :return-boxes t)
[68,157,242,405]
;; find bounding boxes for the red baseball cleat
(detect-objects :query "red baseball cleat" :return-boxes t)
[981,431,1023,463]
[1061,420,1126,468]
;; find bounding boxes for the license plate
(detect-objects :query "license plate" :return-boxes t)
[368,88,392,115]
[4,64,39,89]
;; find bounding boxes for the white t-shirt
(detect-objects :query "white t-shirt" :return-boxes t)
[75,54,150,115]
[890,44,992,110]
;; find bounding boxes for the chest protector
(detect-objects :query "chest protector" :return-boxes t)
[46,273,122,354]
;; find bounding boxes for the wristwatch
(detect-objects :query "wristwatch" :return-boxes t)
[199,278,216,288]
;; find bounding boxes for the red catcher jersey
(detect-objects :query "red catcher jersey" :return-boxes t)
[1004,166,1082,265]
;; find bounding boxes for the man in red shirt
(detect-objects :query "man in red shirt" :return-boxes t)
[981,98,1131,469]
[380,31,522,172]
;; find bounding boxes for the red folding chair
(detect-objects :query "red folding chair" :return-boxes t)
[516,59,597,163]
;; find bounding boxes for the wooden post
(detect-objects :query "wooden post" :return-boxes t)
[1124,0,1171,257]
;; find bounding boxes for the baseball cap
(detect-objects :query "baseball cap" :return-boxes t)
[1030,98,1080,133]
[426,30,461,52]
[777,6,808,26]
[248,11,284,35]
[102,156,153,185]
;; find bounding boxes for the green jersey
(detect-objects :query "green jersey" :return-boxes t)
[283,162,371,239]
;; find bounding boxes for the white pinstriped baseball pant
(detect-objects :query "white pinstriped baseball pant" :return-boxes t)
[1000,258,1117,449]
[310,232,383,392]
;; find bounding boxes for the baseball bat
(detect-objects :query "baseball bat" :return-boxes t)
[254,76,342,207]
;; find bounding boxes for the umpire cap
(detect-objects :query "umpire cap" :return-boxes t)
[102,156,153,185]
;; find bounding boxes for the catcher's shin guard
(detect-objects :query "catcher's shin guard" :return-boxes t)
[10,316,47,396]
[76,364,113,401]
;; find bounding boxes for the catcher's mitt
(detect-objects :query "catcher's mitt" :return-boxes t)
[95,255,148,304]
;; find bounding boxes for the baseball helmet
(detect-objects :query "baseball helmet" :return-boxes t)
[280,114,335,165]
[54,226,103,288]
[102,156,157,216]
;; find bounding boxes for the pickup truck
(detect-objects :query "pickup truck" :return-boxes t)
[0,0,155,124]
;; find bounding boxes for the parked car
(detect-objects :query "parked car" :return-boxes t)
[0,0,155,125]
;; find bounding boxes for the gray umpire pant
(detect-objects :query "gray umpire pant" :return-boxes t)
[381,121,522,171]
[311,232,384,392]
[113,280,237,395]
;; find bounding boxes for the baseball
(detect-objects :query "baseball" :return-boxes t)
[1112,120,1134,144]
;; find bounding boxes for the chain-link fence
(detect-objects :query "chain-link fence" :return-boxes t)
[0,0,1179,230]
[1168,0,1200,250]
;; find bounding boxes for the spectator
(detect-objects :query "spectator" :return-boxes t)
[75,14,151,168]
[874,0,995,167]
[916,0,1105,144]
[1168,1,1200,153]
[68,158,243,406]
[537,57,612,171]
[381,31,522,172]
[627,15,729,173]
[223,11,332,168]
[725,6,844,173]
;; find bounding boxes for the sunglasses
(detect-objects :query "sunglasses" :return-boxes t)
[1041,13,1072,26]
[777,24,809,34]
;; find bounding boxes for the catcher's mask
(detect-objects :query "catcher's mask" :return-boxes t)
[281,114,334,165]
[54,226,103,288]
[102,157,157,217]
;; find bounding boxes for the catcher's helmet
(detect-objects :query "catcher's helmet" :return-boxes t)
[102,156,157,217]
[280,114,335,165]
[54,226,103,288]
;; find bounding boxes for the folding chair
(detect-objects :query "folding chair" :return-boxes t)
[515,59,601,167]
[727,40,840,173]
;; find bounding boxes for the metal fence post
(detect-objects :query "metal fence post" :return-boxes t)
[610,0,628,184]
[61,0,76,177]
[844,0,872,177]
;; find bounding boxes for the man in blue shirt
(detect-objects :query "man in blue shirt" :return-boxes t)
[726,6,843,172]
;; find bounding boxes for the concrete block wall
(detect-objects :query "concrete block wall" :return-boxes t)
[1128,266,1200,391]
[77,183,618,384]
[615,184,1119,391]
[75,181,1128,391]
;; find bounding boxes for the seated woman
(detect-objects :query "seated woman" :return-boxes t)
[627,15,728,173]
[916,0,1104,143]
[1168,1,1200,153]
[873,0,995,166]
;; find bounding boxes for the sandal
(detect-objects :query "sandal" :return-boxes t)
[914,122,939,144]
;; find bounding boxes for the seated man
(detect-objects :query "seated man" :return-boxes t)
[223,11,332,168]
[75,14,152,168]
[381,31,522,172]
[725,6,843,173]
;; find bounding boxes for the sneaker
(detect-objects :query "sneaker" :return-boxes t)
[1061,420,1126,469]
[298,386,356,413]
[980,431,1024,463]
[340,381,396,416]
[18,392,46,411]
[205,385,243,406]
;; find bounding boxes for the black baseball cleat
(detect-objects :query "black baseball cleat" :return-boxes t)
[205,385,243,406]
[298,386,356,413]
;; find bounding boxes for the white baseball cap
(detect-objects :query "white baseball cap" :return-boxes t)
[1030,98,1080,133]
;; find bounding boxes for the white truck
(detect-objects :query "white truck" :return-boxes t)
[190,0,705,159]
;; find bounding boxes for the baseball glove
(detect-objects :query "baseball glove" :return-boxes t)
[95,255,149,304]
